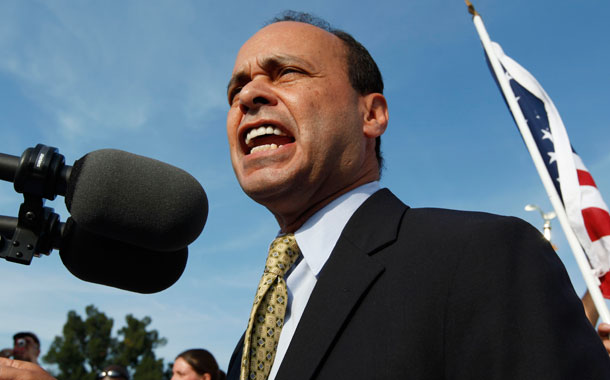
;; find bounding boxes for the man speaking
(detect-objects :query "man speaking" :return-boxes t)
[1,10,609,380]
[223,11,610,380]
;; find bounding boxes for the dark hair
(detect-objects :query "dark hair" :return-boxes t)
[13,332,40,348]
[176,349,226,380]
[268,10,385,175]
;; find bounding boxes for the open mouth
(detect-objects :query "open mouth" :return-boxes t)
[244,125,295,154]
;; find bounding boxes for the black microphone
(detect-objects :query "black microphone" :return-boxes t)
[59,218,188,294]
[2,147,208,252]
[1,145,208,293]
[65,149,208,251]
[1,216,188,293]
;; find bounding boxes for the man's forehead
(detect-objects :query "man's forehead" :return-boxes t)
[233,21,342,71]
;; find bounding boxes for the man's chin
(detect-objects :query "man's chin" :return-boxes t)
[242,182,286,204]
[240,177,297,206]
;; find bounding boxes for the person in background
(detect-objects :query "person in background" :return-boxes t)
[0,332,40,365]
[97,364,129,380]
[172,349,225,380]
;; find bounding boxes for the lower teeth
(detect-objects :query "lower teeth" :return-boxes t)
[251,143,279,154]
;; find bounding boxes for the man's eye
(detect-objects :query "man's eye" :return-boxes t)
[278,67,301,76]
[229,87,242,104]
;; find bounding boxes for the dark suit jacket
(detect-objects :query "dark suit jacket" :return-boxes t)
[227,189,610,379]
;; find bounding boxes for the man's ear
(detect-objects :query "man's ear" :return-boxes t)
[362,93,388,138]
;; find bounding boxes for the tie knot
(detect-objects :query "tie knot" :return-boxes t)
[264,233,301,278]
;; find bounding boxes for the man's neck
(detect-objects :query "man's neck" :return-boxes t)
[275,178,380,233]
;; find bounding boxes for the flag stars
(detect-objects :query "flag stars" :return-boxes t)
[541,128,554,142]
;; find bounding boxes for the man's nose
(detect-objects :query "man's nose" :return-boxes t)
[239,78,277,114]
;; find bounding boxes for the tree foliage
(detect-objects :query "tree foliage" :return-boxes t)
[43,305,167,379]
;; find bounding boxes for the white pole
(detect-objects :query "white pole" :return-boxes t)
[467,6,610,323]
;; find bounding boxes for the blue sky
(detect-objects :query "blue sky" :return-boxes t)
[1,0,609,371]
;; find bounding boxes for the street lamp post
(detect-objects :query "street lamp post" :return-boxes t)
[525,204,557,243]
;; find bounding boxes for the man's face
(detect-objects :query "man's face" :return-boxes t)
[12,336,39,362]
[227,22,379,228]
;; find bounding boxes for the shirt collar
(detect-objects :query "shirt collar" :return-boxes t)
[293,181,380,277]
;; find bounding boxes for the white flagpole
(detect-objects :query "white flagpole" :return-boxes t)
[465,1,610,323]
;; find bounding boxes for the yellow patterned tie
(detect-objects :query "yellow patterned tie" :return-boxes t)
[240,234,301,380]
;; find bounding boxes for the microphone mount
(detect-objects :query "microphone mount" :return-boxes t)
[0,144,67,265]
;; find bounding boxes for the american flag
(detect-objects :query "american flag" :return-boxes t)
[486,41,610,297]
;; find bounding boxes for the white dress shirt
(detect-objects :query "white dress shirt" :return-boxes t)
[267,181,380,380]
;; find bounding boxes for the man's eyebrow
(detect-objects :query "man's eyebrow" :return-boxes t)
[227,54,314,95]
[260,54,313,72]
[227,71,249,96]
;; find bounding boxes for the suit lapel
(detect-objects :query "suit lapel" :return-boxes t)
[275,189,408,380]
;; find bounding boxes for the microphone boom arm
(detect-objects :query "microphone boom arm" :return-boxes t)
[0,144,68,265]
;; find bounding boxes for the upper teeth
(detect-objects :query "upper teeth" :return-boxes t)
[245,125,287,145]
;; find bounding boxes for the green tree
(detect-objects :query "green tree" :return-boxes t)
[84,305,116,374]
[113,314,168,380]
[132,354,165,380]
[43,305,167,379]
[43,305,113,380]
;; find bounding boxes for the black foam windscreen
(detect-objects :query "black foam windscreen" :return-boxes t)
[59,218,188,294]
[65,149,207,251]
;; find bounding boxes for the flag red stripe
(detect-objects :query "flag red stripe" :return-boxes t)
[582,207,610,242]
[578,169,597,188]
[600,273,610,298]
